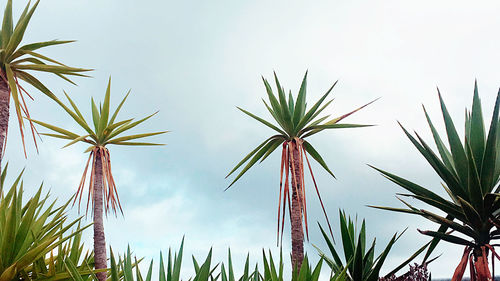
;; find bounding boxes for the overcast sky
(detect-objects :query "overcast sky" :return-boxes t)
[4,0,500,278]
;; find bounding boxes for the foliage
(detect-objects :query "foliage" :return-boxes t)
[27,223,100,281]
[0,0,89,153]
[0,166,92,281]
[370,83,500,279]
[226,71,375,242]
[31,78,167,215]
[315,211,427,281]
[106,239,337,281]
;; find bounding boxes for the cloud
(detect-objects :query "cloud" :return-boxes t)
[5,0,500,278]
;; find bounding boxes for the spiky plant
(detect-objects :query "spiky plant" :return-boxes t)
[0,166,92,281]
[315,210,430,281]
[31,78,167,281]
[226,71,375,270]
[0,0,89,165]
[371,82,500,281]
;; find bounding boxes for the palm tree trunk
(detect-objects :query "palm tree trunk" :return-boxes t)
[0,76,9,169]
[290,142,304,271]
[93,152,107,281]
[474,247,492,281]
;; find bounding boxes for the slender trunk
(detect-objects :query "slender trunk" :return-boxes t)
[290,142,304,270]
[93,152,107,281]
[0,75,9,169]
[474,247,492,281]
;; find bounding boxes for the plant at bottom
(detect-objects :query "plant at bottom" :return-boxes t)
[0,166,93,281]
[106,239,339,281]
[315,210,431,281]
[370,83,500,281]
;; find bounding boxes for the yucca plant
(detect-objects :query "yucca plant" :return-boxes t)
[0,0,89,164]
[290,256,322,281]
[0,166,92,281]
[30,78,167,281]
[315,210,429,281]
[106,241,334,281]
[370,82,500,281]
[108,241,222,281]
[26,223,100,281]
[226,71,375,269]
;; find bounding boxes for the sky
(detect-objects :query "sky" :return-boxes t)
[3,0,500,278]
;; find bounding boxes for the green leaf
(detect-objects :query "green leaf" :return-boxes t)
[13,63,88,74]
[111,141,164,146]
[273,72,293,131]
[288,91,295,117]
[62,134,91,148]
[108,131,168,144]
[481,89,500,191]
[226,136,283,189]
[1,0,13,50]
[259,138,283,163]
[4,0,39,57]
[91,98,100,133]
[422,105,455,174]
[303,140,335,178]
[418,229,474,247]
[30,119,79,139]
[262,77,284,125]
[15,69,57,100]
[293,71,308,126]
[16,39,74,53]
[369,165,460,212]
[225,135,280,179]
[419,209,478,239]
[109,90,131,125]
[99,77,112,133]
[301,123,372,138]
[237,107,287,135]
[295,81,337,132]
[105,111,159,141]
[469,81,486,171]
[438,90,469,187]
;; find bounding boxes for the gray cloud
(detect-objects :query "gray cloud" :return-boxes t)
[4,0,500,278]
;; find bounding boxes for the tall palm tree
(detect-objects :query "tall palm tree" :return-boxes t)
[31,78,167,281]
[0,0,89,167]
[371,83,500,281]
[226,71,374,270]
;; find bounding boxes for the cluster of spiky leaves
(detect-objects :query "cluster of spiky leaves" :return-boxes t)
[106,239,344,281]
[27,223,101,281]
[226,71,375,244]
[370,83,500,280]
[315,211,428,281]
[30,78,167,215]
[0,0,89,154]
[0,166,94,281]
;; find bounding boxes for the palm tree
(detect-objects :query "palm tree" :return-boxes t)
[31,78,167,281]
[0,0,89,167]
[371,82,500,281]
[226,71,374,270]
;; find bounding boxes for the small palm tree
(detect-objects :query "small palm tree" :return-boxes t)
[31,78,167,281]
[0,0,89,165]
[371,83,500,281]
[226,71,374,270]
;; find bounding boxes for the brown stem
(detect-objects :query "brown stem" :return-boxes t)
[290,140,304,271]
[452,246,472,281]
[475,246,492,281]
[0,74,9,169]
[93,150,107,281]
